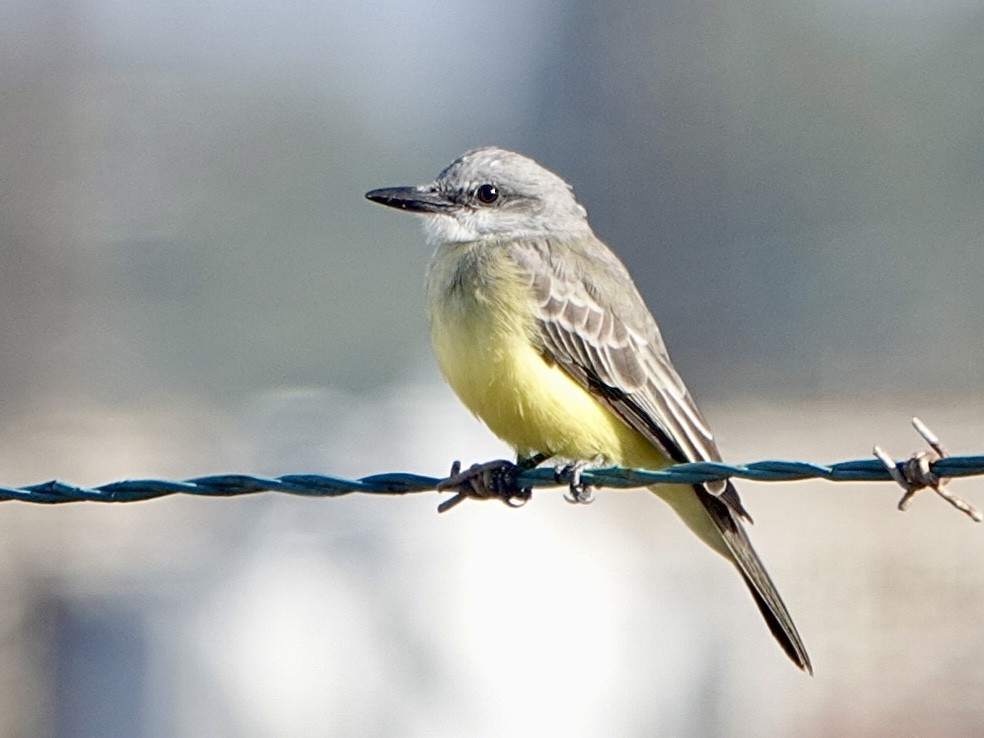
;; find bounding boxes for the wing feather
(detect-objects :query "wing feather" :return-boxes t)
[507,236,812,673]
[512,237,719,466]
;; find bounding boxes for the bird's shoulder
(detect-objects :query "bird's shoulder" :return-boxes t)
[504,235,664,346]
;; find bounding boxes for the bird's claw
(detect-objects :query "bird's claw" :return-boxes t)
[436,459,532,513]
[555,456,604,505]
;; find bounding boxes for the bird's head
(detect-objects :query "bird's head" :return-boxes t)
[366,147,591,245]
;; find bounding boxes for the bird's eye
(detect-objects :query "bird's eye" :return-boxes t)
[475,183,499,204]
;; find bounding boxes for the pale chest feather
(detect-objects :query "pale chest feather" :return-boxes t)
[425,242,535,419]
[425,242,656,463]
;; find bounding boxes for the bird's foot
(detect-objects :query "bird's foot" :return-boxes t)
[436,459,532,513]
[555,455,606,505]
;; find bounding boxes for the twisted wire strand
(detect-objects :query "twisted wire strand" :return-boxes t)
[4,454,983,505]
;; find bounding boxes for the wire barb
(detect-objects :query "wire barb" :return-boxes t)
[873,417,982,523]
[435,459,532,513]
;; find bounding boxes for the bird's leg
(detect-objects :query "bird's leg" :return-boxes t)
[555,454,606,504]
[436,459,532,513]
[517,452,549,470]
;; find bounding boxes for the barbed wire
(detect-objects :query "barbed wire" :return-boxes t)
[2,418,980,521]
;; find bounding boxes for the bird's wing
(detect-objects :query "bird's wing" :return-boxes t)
[508,236,812,673]
[513,236,749,513]
[510,237,720,464]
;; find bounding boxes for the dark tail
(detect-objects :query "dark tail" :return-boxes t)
[698,483,812,674]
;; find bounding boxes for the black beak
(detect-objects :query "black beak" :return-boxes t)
[365,186,450,213]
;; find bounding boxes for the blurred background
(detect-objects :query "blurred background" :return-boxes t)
[0,0,983,735]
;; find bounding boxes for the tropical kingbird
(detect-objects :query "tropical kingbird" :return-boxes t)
[366,147,811,672]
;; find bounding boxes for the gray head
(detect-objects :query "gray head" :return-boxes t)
[365,147,592,245]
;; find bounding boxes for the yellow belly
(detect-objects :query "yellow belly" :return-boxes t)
[426,240,727,559]
[426,241,661,468]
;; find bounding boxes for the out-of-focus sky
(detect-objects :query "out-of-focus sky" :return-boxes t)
[3,0,982,411]
[1,1,983,736]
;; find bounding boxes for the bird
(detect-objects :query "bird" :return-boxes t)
[365,146,811,673]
